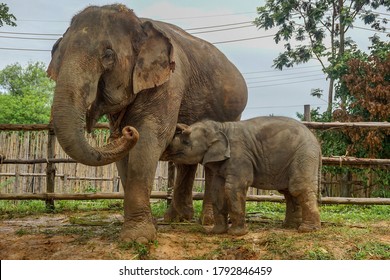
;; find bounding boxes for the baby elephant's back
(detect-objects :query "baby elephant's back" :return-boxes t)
[244,116,321,186]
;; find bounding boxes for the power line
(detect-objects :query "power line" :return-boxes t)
[354,26,389,34]
[242,65,322,75]
[185,21,253,30]
[245,70,325,84]
[246,103,326,110]
[0,31,61,36]
[248,78,325,89]
[212,34,274,44]
[246,73,325,84]
[191,24,254,35]
[244,69,323,80]
[0,35,57,41]
[0,47,50,52]
[157,11,256,21]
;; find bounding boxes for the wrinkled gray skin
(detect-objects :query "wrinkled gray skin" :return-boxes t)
[162,117,321,236]
[47,5,247,242]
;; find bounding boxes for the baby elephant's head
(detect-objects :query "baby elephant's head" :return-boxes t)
[162,122,230,165]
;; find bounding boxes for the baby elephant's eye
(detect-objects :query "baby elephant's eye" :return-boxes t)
[181,139,190,146]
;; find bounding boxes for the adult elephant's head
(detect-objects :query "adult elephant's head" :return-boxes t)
[47,4,175,166]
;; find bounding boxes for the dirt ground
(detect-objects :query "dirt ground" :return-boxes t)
[0,210,389,260]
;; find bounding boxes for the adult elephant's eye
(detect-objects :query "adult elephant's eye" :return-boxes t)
[104,48,115,59]
[102,48,116,69]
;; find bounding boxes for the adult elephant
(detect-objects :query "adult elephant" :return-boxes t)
[47,4,247,242]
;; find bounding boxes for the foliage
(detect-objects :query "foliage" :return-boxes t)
[254,0,390,111]
[0,3,16,27]
[323,38,390,157]
[0,62,55,124]
[254,0,388,70]
[297,38,389,194]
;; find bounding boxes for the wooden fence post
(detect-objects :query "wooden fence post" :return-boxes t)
[167,161,175,206]
[304,104,311,122]
[45,128,56,211]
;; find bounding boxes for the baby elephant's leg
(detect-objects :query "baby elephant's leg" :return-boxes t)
[289,180,321,232]
[225,176,249,236]
[210,175,229,234]
[280,190,302,229]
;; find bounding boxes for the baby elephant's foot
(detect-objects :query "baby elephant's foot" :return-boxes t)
[298,223,321,233]
[210,224,228,234]
[228,225,248,236]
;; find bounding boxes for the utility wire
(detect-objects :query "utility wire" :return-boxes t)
[212,34,275,44]
[245,71,324,82]
[0,47,50,52]
[246,103,326,109]
[185,21,253,30]
[248,78,325,89]
[242,65,322,75]
[246,73,325,84]
[0,35,57,41]
[0,31,61,36]
[191,24,254,34]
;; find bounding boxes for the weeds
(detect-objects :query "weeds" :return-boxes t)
[118,240,158,260]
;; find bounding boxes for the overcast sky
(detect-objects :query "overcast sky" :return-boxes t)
[1,1,387,119]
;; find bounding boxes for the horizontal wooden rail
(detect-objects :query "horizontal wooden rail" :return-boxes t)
[0,192,389,205]
[302,121,390,129]
[1,122,389,131]
[0,123,110,131]
[2,156,389,168]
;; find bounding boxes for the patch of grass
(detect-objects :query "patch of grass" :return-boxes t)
[306,245,334,260]
[353,241,390,260]
[118,241,156,260]
[320,204,390,223]
[15,228,29,236]
[151,200,168,218]
[0,200,46,217]
[0,200,123,218]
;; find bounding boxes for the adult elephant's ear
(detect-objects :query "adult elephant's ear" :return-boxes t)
[133,21,175,94]
[46,37,63,81]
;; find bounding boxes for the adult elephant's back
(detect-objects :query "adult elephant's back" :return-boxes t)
[143,19,248,124]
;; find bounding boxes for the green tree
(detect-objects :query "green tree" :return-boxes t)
[254,0,389,113]
[0,62,54,124]
[0,3,16,27]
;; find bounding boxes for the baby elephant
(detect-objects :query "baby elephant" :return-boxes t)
[163,116,321,235]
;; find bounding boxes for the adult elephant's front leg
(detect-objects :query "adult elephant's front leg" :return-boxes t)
[164,164,197,222]
[117,136,160,243]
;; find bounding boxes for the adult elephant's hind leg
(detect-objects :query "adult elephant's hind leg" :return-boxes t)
[164,164,197,222]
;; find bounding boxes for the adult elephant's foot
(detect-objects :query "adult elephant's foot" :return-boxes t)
[283,217,301,229]
[120,220,157,244]
[298,222,321,233]
[228,225,248,236]
[210,224,228,234]
[164,203,194,222]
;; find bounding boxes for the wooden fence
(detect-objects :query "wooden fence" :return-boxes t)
[0,121,389,208]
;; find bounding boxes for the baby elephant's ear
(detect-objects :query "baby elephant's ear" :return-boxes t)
[202,131,230,165]
[176,123,192,135]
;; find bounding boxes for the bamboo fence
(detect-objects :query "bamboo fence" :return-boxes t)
[0,121,389,207]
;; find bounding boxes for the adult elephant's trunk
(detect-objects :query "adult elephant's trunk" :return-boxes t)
[51,69,138,166]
